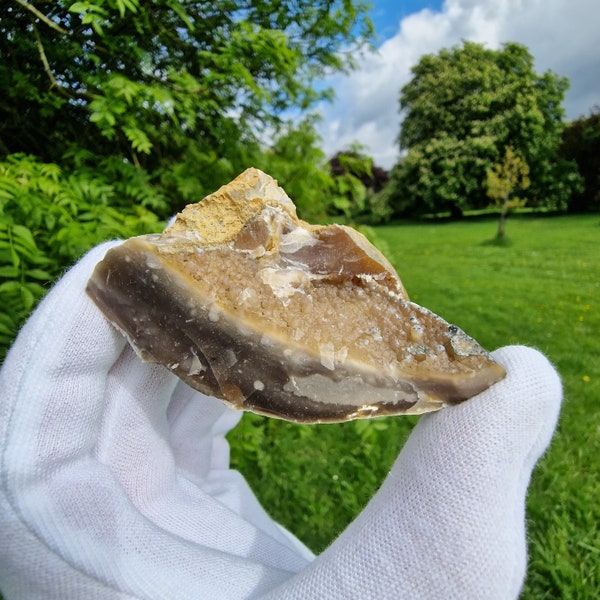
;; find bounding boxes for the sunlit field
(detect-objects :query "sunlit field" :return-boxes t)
[228,213,600,598]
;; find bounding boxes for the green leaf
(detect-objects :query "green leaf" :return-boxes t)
[9,246,19,269]
[11,225,37,251]
[114,0,126,17]
[20,285,35,310]
[25,268,53,281]
[0,265,19,278]
[0,281,21,293]
[82,13,104,36]
[0,321,15,336]
[123,127,152,154]
[68,2,89,14]
[24,281,47,297]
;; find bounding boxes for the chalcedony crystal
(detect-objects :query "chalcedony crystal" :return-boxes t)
[87,168,505,423]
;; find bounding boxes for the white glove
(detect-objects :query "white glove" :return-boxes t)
[0,243,562,599]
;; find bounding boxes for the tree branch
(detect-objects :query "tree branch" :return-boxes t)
[13,0,70,36]
[33,24,94,101]
[33,24,60,90]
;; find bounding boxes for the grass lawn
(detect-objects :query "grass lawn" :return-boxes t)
[228,213,600,597]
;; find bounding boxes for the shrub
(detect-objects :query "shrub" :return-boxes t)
[0,153,164,358]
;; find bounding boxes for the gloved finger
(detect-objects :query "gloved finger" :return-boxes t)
[167,382,243,480]
[71,245,244,481]
[93,344,241,505]
[263,346,562,599]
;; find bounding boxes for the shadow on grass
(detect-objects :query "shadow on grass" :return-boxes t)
[480,235,513,247]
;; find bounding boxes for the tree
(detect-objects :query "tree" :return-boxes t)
[389,41,580,217]
[1,0,373,212]
[560,108,600,213]
[486,147,530,239]
[328,149,392,223]
[329,150,390,193]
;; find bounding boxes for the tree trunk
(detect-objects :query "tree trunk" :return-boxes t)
[496,198,509,239]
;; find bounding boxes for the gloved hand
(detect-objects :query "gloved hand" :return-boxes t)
[0,243,562,599]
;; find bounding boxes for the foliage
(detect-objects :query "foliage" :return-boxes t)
[328,159,370,221]
[230,214,600,599]
[0,153,164,357]
[560,107,600,212]
[329,149,390,192]
[326,148,393,223]
[389,133,497,217]
[486,146,530,239]
[1,0,373,203]
[389,41,581,217]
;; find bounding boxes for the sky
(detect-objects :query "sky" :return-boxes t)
[316,0,600,169]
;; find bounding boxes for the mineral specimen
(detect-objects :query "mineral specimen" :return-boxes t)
[86,168,505,423]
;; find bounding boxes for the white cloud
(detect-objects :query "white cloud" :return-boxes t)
[317,0,600,169]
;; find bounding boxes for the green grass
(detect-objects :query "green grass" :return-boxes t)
[228,213,600,597]
[379,215,600,596]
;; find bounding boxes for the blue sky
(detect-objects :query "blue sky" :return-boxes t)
[318,0,600,169]
[371,0,443,42]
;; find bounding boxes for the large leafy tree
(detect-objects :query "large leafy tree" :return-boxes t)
[389,41,581,217]
[1,0,372,207]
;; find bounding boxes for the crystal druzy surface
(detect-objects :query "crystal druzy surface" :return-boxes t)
[87,168,505,423]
